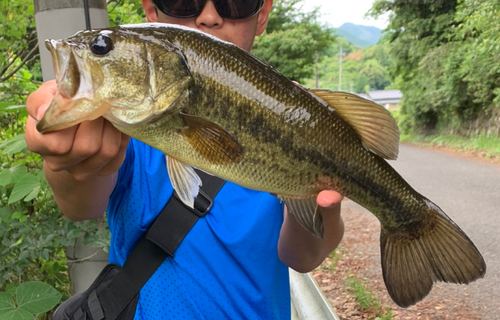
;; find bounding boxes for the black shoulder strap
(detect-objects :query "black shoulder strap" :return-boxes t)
[99,171,225,320]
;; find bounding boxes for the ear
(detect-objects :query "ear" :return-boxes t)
[256,0,273,36]
[142,0,158,22]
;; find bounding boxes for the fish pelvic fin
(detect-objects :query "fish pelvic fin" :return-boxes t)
[283,196,324,239]
[380,199,486,308]
[308,89,399,160]
[166,155,202,208]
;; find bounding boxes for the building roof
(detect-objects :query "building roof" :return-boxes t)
[357,89,402,104]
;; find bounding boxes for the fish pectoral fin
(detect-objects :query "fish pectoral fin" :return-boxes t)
[308,89,400,160]
[180,113,244,165]
[380,199,486,308]
[283,196,324,239]
[166,155,202,208]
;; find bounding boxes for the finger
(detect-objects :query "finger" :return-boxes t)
[25,115,78,157]
[69,119,106,164]
[98,132,130,176]
[67,121,127,180]
[317,190,343,208]
[36,103,51,121]
[37,119,105,173]
[26,80,57,120]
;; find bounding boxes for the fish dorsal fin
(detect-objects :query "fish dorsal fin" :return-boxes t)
[180,113,244,165]
[282,196,324,239]
[166,155,202,208]
[309,89,400,160]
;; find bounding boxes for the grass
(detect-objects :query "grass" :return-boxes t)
[346,275,393,320]
[400,133,500,161]
[316,247,393,319]
[328,247,344,272]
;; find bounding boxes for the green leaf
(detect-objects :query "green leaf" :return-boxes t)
[8,175,40,204]
[0,309,34,320]
[67,228,83,239]
[0,292,16,314]
[16,282,61,314]
[40,249,50,261]
[0,207,14,223]
[23,186,40,202]
[0,170,12,186]
[0,134,27,155]
[9,235,23,248]
[10,167,28,182]
[18,251,29,261]
[0,167,29,188]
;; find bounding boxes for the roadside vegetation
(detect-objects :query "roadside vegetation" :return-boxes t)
[401,134,500,163]
[317,248,394,320]
[346,275,393,320]
[369,0,500,139]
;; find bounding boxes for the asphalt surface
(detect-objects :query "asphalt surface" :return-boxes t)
[388,144,500,318]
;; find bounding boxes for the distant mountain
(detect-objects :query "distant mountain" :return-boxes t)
[332,23,382,48]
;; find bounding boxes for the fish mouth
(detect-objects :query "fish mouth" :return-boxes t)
[37,39,106,133]
[45,39,80,99]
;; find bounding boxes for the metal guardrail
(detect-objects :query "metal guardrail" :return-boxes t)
[290,269,340,320]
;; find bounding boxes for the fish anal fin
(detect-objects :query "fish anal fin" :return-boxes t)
[283,196,324,239]
[380,200,486,307]
[180,113,244,165]
[309,89,399,160]
[166,155,202,208]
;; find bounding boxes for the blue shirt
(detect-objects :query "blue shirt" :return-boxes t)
[107,139,291,319]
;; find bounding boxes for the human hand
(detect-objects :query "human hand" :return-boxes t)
[278,189,344,272]
[25,80,130,181]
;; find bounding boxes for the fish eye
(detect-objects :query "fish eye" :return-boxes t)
[89,34,113,56]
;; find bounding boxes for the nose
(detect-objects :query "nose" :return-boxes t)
[195,0,223,28]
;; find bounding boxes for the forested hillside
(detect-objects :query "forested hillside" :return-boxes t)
[333,23,382,48]
[252,0,394,94]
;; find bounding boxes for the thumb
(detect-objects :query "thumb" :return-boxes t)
[36,103,50,121]
[317,190,343,208]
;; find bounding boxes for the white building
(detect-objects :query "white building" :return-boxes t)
[357,89,402,111]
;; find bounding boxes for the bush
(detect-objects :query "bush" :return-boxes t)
[0,104,110,318]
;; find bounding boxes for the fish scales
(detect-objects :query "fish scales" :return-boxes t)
[158,27,425,231]
[38,23,485,308]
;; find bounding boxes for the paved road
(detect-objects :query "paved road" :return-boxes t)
[388,144,500,317]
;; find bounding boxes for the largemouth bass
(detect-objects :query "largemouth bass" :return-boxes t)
[37,23,485,307]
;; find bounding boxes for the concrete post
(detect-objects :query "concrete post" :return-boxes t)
[33,0,109,81]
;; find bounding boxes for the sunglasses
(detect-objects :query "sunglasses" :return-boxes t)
[152,0,265,20]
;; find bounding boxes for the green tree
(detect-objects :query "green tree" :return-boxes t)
[369,0,465,133]
[0,0,40,104]
[303,38,394,93]
[252,0,335,82]
[359,59,389,90]
[454,0,500,110]
[108,0,145,26]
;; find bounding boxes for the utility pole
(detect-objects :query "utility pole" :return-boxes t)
[338,46,346,91]
[33,0,109,81]
[314,51,319,89]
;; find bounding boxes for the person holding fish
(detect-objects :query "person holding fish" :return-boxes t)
[25,0,346,318]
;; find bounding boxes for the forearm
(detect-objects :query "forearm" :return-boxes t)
[44,161,117,221]
[278,202,344,273]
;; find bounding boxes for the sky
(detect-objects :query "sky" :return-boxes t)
[304,0,389,29]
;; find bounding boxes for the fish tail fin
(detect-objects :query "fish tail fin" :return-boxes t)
[380,199,486,308]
